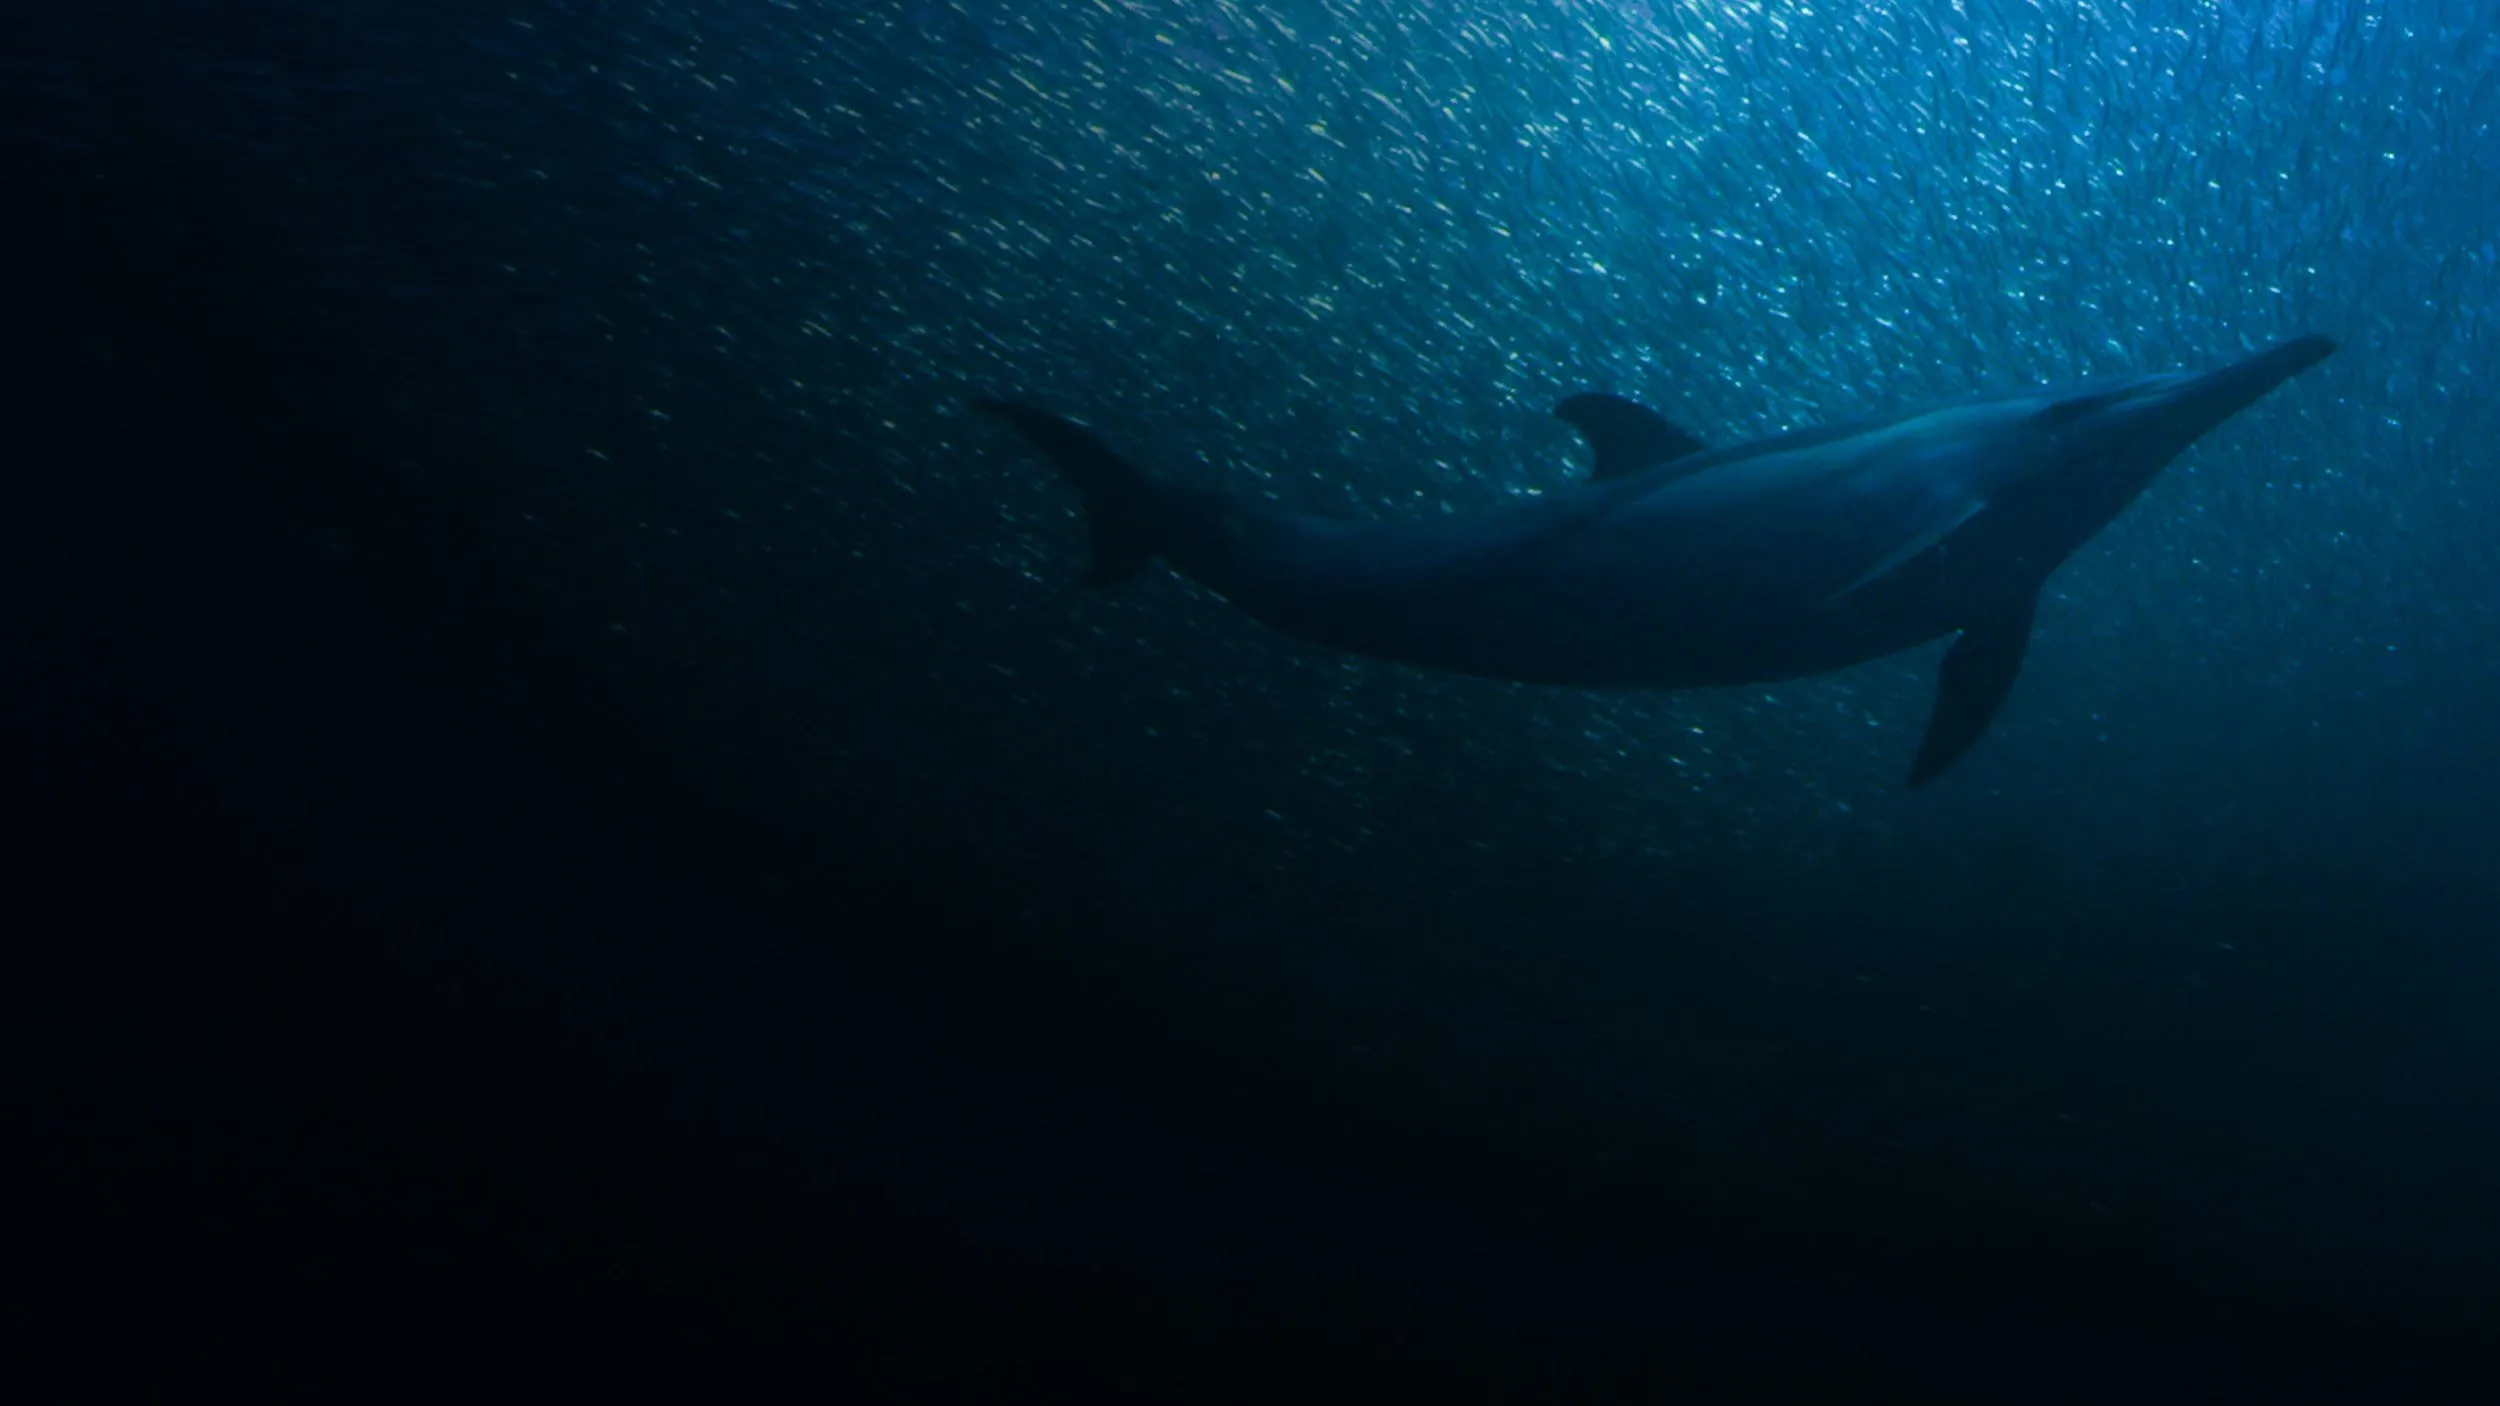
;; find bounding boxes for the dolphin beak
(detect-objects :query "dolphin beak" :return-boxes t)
[2143,334,2338,446]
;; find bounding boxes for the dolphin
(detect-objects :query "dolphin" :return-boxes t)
[977,334,2335,784]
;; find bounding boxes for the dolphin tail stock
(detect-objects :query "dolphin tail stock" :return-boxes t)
[973,400,1163,586]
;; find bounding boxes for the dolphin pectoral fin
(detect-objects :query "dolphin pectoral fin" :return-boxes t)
[974,400,1163,585]
[1555,393,1709,482]
[1908,596,2037,787]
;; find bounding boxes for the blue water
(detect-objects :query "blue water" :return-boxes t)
[12,0,2500,1395]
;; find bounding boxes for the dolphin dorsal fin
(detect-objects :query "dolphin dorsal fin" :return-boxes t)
[1555,393,1709,482]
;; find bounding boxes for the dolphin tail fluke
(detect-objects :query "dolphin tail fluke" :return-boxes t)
[974,400,1162,585]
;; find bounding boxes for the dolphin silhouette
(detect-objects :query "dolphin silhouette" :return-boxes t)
[978,334,2334,784]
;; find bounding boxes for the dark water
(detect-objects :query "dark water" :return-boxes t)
[8,0,2498,1397]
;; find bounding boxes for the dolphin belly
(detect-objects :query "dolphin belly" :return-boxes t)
[1105,479,1981,689]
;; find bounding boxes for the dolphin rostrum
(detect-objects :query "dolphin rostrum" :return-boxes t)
[978,334,2334,784]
